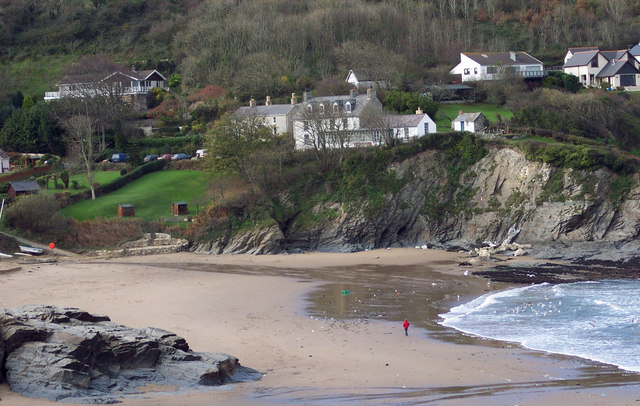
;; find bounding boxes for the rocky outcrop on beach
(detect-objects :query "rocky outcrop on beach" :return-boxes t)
[193,146,640,262]
[0,305,259,404]
[91,232,189,257]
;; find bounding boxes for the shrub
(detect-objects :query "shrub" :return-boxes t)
[3,194,72,239]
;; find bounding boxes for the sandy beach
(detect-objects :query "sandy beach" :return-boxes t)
[1,248,639,405]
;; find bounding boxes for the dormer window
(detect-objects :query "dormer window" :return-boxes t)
[307,104,312,114]
[345,102,352,113]
[319,104,325,114]
[333,102,339,113]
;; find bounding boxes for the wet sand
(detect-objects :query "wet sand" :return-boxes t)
[0,248,639,405]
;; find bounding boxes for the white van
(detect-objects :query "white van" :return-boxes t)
[195,149,208,158]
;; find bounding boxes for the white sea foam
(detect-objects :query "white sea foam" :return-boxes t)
[439,280,640,372]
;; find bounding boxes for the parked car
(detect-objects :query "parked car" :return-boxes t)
[195,149,208,159]
[143,154,158,162]
[171,153,191,161]
[111,153,127,163]
[159,153,173,161]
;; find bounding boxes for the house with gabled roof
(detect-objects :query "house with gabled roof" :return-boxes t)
[368,108,437,143]
[235,94,299,135]
[564,47,599,64]
[452,112,488,133]
[45,69,167,110]
[450,52,544,82]
[563,47,640,90]
[345,69,388,90]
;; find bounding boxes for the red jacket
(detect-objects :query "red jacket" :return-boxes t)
[403,320,410,329]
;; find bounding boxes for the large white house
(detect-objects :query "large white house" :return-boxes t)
[450,52,544,82]
[45,69,166,110]
[235,95,299,135]
[563,47,640,90]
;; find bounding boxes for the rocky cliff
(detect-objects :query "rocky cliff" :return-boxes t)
[193,146,640,261]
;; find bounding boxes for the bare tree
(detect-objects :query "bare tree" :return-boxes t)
[64,114,100,200]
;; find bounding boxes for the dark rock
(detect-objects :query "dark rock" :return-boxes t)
[0,305,260,404]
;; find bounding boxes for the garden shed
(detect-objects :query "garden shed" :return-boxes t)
[8,181,40,198]
[171,201,188,216]
[118,204,135,217]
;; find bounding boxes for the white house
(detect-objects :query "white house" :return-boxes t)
[382,109,437,142]
[292,88,385,149]
[563,47,640,90]
[235,95,299,135]
[450,52,544,82]
[452,112,488,133]
[562,50,609,86]
[345,69,387,90]
[0,149,9,173]
[563,46,599,64]
[45,69,167,110]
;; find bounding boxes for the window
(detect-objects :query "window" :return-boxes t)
[424,122,429,133]
[487,66,498,74]
[273,117,276,123]
[474,68,478,74]
[345,102,352,113]
[319,104,325,114]
[342,118,348,128]
[333,103,339,113]
[463,68,470,75]
[307,104,312,113]
[304,122,309,131]
[591,58,598,68]
[621,75,636,87]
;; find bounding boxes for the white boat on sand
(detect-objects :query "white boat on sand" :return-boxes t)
[19,245,44,255]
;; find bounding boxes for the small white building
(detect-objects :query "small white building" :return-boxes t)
[452,112,488,133]
[0,149,9,173]
[450,52,544,82]
[235,95,299,135]
[384,109,437,142]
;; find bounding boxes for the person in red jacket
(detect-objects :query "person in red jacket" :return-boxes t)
[403,319,410,336]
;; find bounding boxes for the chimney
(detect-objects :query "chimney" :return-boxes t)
[459,110,463,116]
[249,98,256,107]
[350,88,358,98]
[265,96,271,106]
[416,106,423,115]
[291,93,297,105]
[303,88,311,102]
[367,87,376,99]
[510,51,517,61]
[131,65,136,72]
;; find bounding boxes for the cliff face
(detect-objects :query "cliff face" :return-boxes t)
[193,146,640,260]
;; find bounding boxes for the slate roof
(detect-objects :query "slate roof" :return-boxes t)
[389,114,427,128]
[563,50,599,68]
[596,60,640,78]
[568,46,598,53]
[600,50,629,61]
[631,44,640,56]
[0,149,9,159]
[10,181,40,192]
[452,112,485,123]
[293,94,378,119]
[463,52,542,66]
[236,104,297,116]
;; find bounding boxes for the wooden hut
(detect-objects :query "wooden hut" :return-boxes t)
[171,201,188,216]
[118,203,135,217]
[8,181,40,198]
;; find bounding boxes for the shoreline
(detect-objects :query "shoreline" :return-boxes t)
[0,248,639,405]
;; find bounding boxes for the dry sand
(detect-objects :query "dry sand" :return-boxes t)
[0,248,638,405]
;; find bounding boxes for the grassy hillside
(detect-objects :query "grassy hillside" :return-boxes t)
[61,170,209,221]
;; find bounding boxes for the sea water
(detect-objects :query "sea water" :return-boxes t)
[439,279,640,372]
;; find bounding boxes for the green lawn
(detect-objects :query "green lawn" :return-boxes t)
[41,171,123,195]
[61,170,210,221]
[435,103,514,132]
